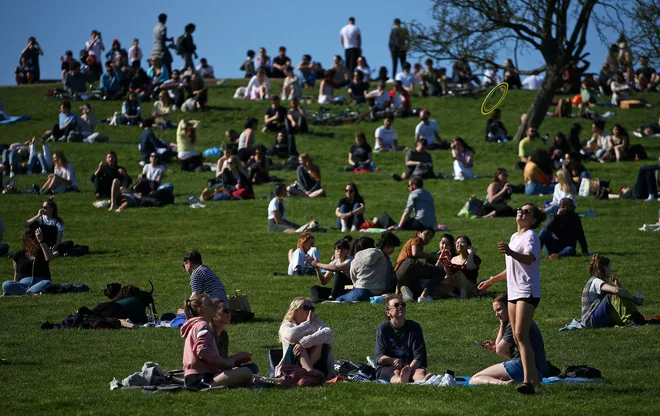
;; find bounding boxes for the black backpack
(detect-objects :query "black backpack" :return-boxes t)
[564,365,602,378]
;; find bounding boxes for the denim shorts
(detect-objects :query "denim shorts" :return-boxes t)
[503,359,543,383]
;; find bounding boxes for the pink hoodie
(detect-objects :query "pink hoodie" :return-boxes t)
[180,316,222,376]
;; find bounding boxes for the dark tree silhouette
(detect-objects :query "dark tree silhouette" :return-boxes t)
[408,0,656,142]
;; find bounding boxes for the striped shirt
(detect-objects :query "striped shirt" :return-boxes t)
[190,265,228,303]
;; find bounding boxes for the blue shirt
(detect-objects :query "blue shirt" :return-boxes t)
[99,70,121,92]
[59,112,77,129]
[405,188,436,228]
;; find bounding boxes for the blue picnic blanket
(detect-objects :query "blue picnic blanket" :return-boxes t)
[0,114,30,125]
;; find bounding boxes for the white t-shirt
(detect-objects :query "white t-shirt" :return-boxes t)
[268,197,286,220]
[522,75,543,90]
[38,215,64,232]
[55,163,78,190]
[143,164,165,181]
[505,229,542,300]
[585,277,605,306]
[196,64,214,78]
[356,66,371,81]
[415,120,439,145]
[586,131,612,151]
[551,185,577,206]
[340,24,361,49]
[330,256,354,268]
[482,69,501,86]
[85,39,103,60]
[395,71,415,89]
[374,126,398,150]
[369,90,389,109]
[390,93,405,110]
[287,247,321,275]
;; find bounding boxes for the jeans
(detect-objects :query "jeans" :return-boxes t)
[525,180,554,195]
[632,163,660,199]
[538,228,576,257]
[2,276,52,295]
[336,202,364,229]
[336,288,374,302]
[391,50,406,78]
[544,204,559,216]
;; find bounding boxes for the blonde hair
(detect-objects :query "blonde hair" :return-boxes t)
[184,293,212,319]
[556,169,575,195]
[297,233,314,249]
[280,297,311,341]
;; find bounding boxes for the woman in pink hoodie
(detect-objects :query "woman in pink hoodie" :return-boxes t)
[181,293,253,389]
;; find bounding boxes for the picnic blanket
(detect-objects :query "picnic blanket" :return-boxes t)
[453,376,603,386]
[0,114,30,125]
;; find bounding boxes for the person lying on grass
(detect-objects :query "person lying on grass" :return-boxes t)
[374,294,432,383]
[181,293,253,389]
[210,299,259,375]
[469,293,548,387]
[276,297,335,380]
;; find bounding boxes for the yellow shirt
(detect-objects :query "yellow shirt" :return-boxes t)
[523,161,552,184]
[518,136,546,158]
[177,120,200,154]
[152,101,171,125]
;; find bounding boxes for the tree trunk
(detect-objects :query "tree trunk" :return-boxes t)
[513,67,565,143]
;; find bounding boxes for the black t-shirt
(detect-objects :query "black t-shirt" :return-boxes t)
[503,321,548,377]
[374,319,427,368]
[273,55,291,67]
[337,195,364,209]
[405,149,433,165]
[349,81,369,98]
[265,106,287,123]
[13,250,51,279]
[636,66,656,80]
[350,143,372,164]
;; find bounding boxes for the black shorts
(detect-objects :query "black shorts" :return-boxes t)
[184,372,216,390]
[509,296,540,308]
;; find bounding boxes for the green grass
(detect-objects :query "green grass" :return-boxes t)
[1,81,660,415]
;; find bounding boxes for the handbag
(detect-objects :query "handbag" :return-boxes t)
[229,290,251,312]
[229,290,254,323]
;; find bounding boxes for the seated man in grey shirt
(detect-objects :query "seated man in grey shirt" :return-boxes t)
[394,176,437,231]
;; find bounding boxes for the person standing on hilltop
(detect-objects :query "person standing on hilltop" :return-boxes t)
[152,13,174,74]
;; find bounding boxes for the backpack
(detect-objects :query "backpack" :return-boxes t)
[174,35,185,56]
[564,365,602,378]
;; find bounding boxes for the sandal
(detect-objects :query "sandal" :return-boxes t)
[516,382,536,395]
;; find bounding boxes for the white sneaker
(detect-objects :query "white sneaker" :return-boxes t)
[644,195,655,202]
[418,294,433,303]
[341,225,348,232]
[350,225,357,231]
[400,286,414,302]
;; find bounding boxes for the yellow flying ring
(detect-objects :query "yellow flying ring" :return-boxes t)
[480,82,509,115]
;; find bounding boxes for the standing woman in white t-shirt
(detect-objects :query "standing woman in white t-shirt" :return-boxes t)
[267,183,299,233]
[40,151,78,194]
[478,203,546,394]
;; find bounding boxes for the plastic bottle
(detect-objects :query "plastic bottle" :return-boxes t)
[147,303,155,324]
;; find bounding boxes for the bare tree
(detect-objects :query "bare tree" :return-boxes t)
[409,0,608,142]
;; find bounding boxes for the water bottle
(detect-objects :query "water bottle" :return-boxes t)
[147,303,155,323]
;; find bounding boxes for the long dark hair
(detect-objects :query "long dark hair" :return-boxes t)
[112,285,141,302]
[530,149,553,176]
[453,137,475,154]
[22,231,40,257]
[346,182,363,203]
[44,197,63,224]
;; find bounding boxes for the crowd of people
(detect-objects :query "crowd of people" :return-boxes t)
[3,13,659,398]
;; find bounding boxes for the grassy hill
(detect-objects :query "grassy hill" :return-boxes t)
[1,80,659,415]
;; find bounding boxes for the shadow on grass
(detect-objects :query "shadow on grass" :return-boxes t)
[246,316,279,324]
[206,105,241,112]
[307,132,336,139]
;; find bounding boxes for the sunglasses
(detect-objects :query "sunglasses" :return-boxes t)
[390,302,406,309]
[345,189,354,193]
[517,208,531,215]
[302,305,315,312]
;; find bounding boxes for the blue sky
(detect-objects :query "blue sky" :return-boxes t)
[1,0,619,87]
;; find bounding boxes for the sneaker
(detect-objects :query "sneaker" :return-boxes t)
[644,195,656,202]
[341,225,349,232]
[516,382,536,395]
[400,286,414,302]
[322,300,342,304]
[418,294,433,303]
[392,173,402,182]
[350,225,357,232]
